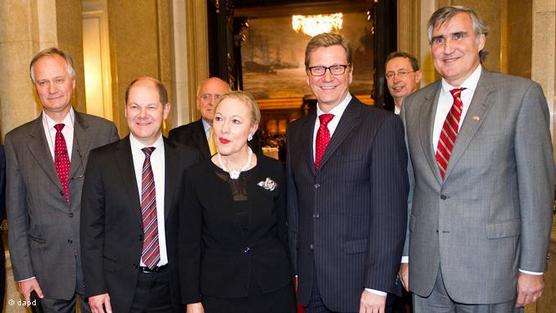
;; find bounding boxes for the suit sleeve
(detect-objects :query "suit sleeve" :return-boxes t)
[5,136,35,281]
[178,169,203,303]
[365,115,409,292]
[514,82,555,272]
[285,127,299,276]
[399,106,414,259]
[109,124,119,143]
[80,149,109,297]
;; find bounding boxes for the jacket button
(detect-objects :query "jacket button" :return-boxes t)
[314,184,320,189]
[309,244,314,250]
[440,194,447,200]
[68,212,74,218]
[313,213,319,218]
[67,239,73,244]
[243,247,251,254]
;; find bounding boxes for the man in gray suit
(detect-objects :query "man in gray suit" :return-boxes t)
[5,47,119,312]
[400,6,554,313]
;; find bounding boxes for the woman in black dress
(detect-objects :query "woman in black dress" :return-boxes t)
[179,91,295,313]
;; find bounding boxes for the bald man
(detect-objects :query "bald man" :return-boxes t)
[169,77,261,158]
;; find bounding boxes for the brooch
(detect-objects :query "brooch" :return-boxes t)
[257,177,277,191]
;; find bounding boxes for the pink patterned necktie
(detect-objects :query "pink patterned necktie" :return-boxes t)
[54,124,70,203]
[140,147,160,269]
[436,88,465,179]
[315,113,334,170]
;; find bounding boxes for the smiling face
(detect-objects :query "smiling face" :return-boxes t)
[32,54,76,119]
[430,12,485,86]
[385,56,422,105]
[212,98,258,157]
[306,45,352,113]
[125,79,170,145]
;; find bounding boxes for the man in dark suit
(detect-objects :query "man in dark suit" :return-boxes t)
[81,77,199,313]
[400,6,554,313]
[286,32,409,313]
[5,47,119,313]
[169,77,230,158]
[385,51,422,115]
[169,77,262,157]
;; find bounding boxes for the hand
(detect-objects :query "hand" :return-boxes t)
[17,278,44,302]
[399,263,409,291]
[88,293,112,313]
[515,272,544,307]
[359,290,386,313]
[186,302,205,313]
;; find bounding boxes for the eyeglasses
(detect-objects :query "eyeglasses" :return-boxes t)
[199,93,222,102]
[385,71,415,80]
[308,64,350,76]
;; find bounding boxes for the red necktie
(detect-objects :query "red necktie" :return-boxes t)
[54,124,70,202]
[436,88,465,179]
[315,113,334,170]
[140,147,160,269]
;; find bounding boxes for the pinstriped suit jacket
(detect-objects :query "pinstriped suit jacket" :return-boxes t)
[286,96,409,312]
[401,69,555,303]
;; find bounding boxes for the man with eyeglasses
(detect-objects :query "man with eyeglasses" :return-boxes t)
[169,77,230,159]
[5,47,119,313]
[385,52,422,115]
[286,32,408,313]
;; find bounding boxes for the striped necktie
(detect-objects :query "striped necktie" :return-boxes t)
[140,147,160,269]
[436,87,465,179]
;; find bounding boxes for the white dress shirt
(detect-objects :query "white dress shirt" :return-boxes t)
[312,93,352,159]
[42,108,75,161]
[129,134,168,267]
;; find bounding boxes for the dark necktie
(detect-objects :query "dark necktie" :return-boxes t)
[315,113,334,170]
[54,124,70,202]
[140,147,160,269]
[436,88,465,179]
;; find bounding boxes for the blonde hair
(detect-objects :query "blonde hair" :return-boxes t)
[215,91,261,125]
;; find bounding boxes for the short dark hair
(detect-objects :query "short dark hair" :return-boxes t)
[125,77,169,105]
[29,47,76,83]
[304,32,352,69]
[428,6,489,62]
[385,51,420,71]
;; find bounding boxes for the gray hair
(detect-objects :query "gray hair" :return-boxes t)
[29,47,76,83]
[427,6,489,62]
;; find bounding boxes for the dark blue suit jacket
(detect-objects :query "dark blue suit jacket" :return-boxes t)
[286,97,408,312]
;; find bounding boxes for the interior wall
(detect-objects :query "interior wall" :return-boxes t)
[107,0,175,136]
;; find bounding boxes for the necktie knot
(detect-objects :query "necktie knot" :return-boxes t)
[319,113,334,127]
[54,123,65,132]
[142,147,155,158]
[450,88,465,102]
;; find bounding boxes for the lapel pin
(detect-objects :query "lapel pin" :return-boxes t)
[472,115,480,121]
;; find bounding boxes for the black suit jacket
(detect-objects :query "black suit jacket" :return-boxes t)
[179,156,291,303]
[286,97,408,312]
[169,119,263,160]
[81,137,200,313]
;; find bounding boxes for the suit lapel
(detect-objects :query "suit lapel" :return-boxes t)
[419,83,443,183]
[301,112,317,176]
[444,71,495,180]
[26,115,62,189]
[115,137,142,225]
[318,98,361,171]
[70,112,91,179]
[163,138,178,221]
[195,120,211,158]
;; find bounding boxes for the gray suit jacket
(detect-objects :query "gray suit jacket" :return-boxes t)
[401,69,555,304]
[6,111,118,300]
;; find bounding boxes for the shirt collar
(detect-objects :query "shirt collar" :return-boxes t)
[43,107,75,131]
[201,118,211,133]
[316,93,352,117]
[441,64,482,94]
[129,133,164,152]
